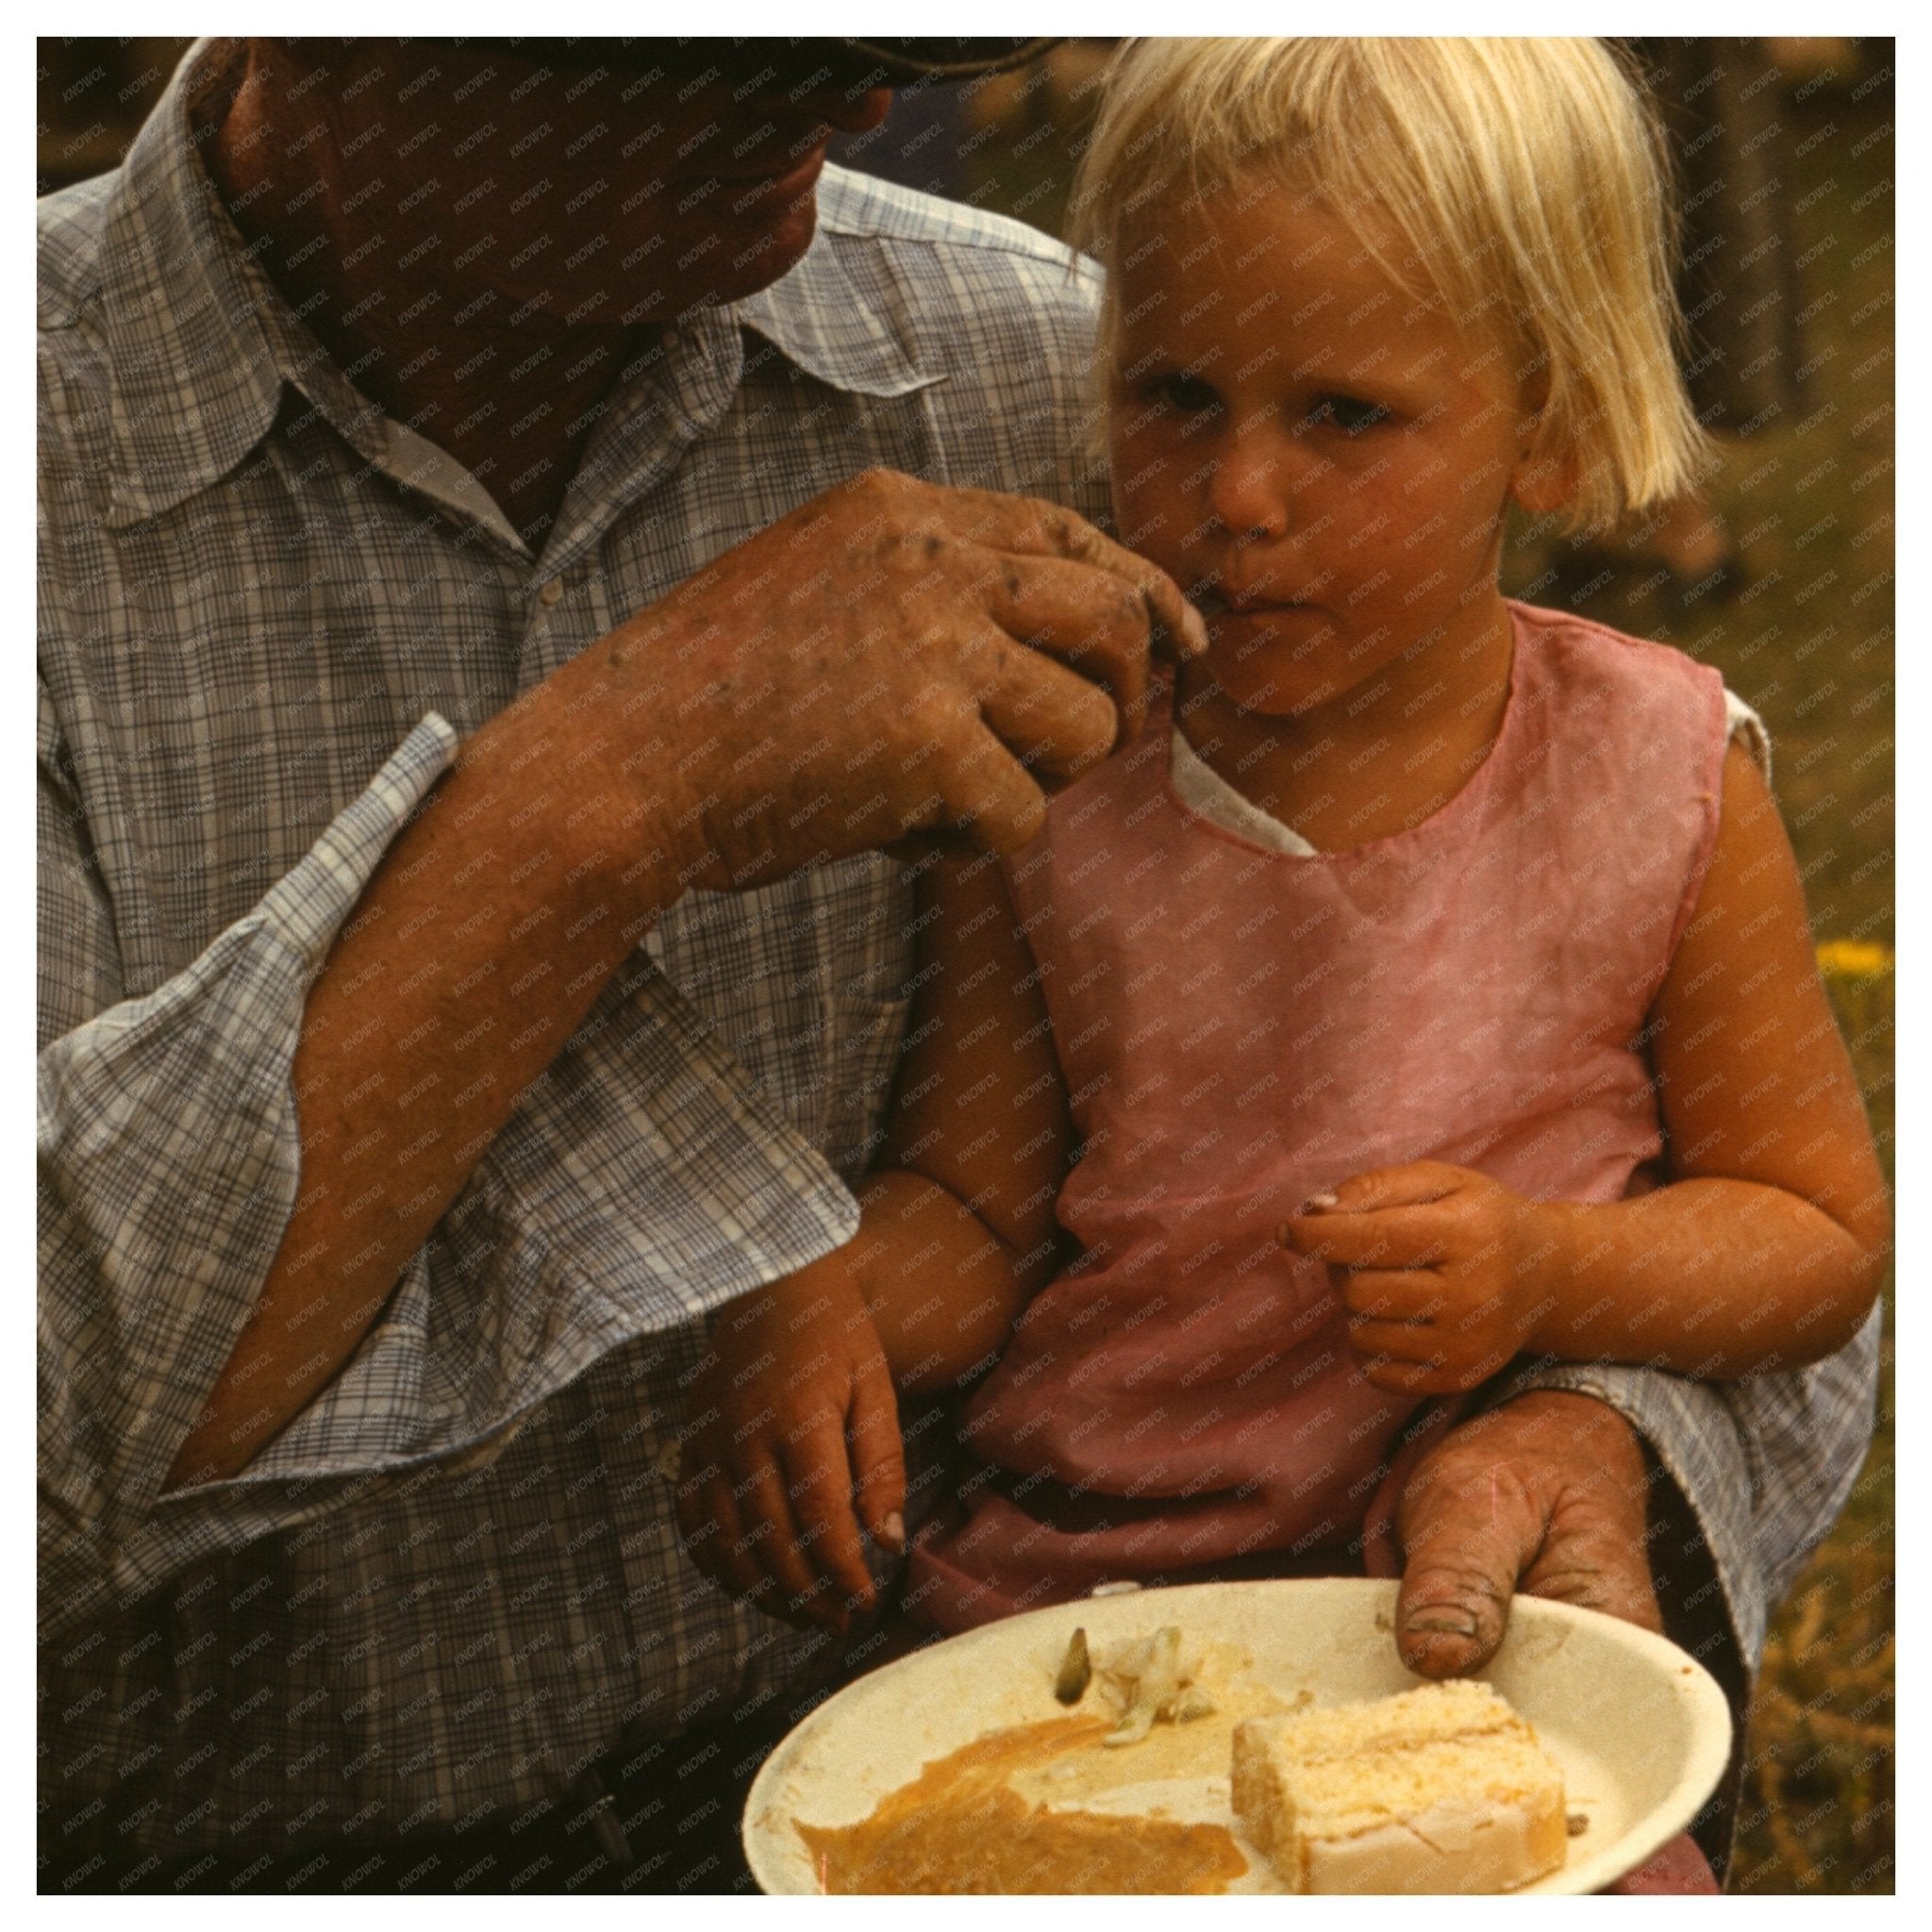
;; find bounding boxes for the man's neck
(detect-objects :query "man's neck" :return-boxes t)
[195,43,650,548]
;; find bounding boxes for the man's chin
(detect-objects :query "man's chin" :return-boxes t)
[725,196,821,291]
[638,196,819,317]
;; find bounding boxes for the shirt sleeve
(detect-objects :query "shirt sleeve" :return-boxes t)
[216,940,867,1488]
[40,686,870,1644]
[38,706,458,1641]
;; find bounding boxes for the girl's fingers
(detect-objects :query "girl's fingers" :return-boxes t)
[694,1472,764,1602]
[1281,1163,1477,1246]
[734,1457,836,1626]
[1341,1268,1446,1324]
[1348,1315,1441,1363]
[1284,1202,1453,1266]
[848,1355,908,1556]
[677,1470,739,1589]
[1359,1354,1459,1395]
[778,1419,876,1616]
[1327,1161,1473,1212]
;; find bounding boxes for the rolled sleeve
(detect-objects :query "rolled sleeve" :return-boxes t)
[1494,1310,1881,1669]
[1721,1303,1883,1613]
[229,955,863,1486]
[38,713,458,1641]
[40,702,867,1643]
[1489,1361,1764,1658]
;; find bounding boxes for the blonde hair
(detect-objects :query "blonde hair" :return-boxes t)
[1068,38,1711,534]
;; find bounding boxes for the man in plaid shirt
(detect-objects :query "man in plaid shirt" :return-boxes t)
[39,37,1878,1892]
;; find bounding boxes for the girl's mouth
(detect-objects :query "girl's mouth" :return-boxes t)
[1194,588,1309,618]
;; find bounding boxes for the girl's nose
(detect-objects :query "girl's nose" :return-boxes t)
[1205,438,1291,542]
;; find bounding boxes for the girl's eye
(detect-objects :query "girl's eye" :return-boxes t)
[1153,373,1221,415]
[1304,394,1391,434]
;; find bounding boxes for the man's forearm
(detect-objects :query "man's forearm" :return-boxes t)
[166,665,697,1486]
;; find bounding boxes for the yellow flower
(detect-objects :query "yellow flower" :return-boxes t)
[1815,940,1894,979]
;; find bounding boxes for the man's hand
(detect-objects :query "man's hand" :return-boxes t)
[1280,1162,1549,1393]
[1391,1391,1662,1677]
[570,468,1208,892]
[675,1261,907,1633]
[170,471,1199,1488]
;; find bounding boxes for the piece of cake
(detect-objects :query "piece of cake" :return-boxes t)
[1230,1679,1566,1893]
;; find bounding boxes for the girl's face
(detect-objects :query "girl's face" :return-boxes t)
[1109,179,1545,720]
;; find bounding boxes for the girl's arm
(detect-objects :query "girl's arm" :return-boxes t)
[674,848,1071,1625]
[1286,741,1889,1390]
[844,847,1074,1393]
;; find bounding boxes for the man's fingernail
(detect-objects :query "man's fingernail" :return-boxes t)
[1405,1611,1479,1638]
[1166,597,1208,655]
[1275,1220,1294,1246]
[881,1510,905,1552]
[1301,1192,1340,1213]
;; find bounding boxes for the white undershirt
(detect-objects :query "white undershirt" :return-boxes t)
[1168,688,1770,855]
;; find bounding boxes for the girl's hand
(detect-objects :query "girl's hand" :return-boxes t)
[1279,1161,1553,1393]
[674,1263,907,1633]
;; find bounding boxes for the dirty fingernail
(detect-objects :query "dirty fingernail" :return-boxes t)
[1405,1611,1479,1638]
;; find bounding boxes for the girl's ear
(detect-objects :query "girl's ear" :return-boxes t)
[1507,366,1575,516]
[1509,444,1578,516]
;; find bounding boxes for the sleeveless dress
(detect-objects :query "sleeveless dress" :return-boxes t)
[904,603,1729,1633]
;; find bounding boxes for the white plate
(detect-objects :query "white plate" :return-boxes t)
[742,1576,1732,1894]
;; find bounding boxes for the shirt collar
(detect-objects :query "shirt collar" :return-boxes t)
[94,42,294,527]
[93,65,938,530]
[732,166,944,401]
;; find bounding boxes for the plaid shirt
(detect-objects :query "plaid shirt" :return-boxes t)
[38,50,1106,1862]
[39,47,1875,1866]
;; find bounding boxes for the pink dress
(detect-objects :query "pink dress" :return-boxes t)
[905,603,1728,1634]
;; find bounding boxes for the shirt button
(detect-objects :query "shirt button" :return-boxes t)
[539,578,564,608]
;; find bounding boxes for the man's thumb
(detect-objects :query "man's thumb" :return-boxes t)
[1394,1470,1543,1677]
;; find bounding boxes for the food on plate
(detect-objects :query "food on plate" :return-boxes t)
[1067,1624,1218,1745]
[793,1622,1244,1892]
[1230,1679,1567,1893]
[793,1715,1246,1894]
[1054,1627,1091,1705]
